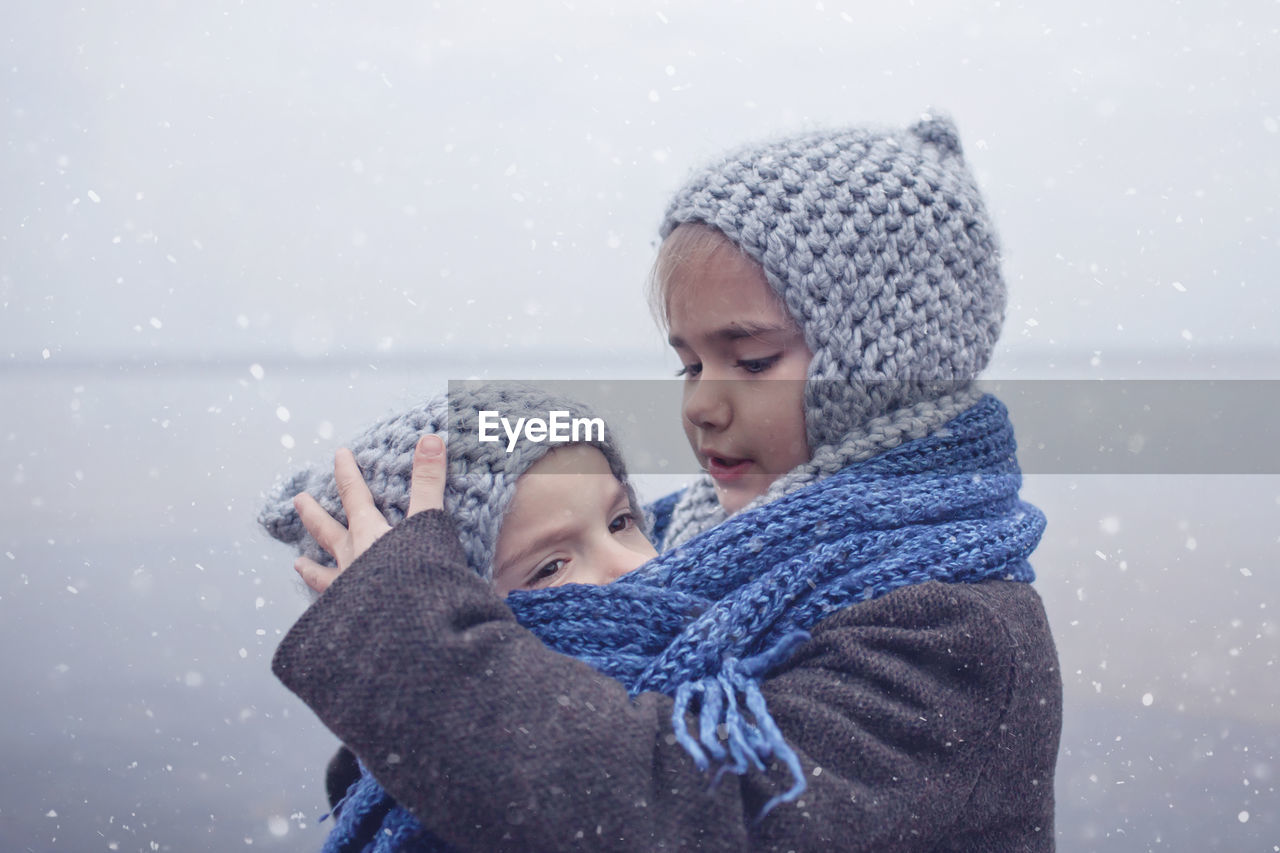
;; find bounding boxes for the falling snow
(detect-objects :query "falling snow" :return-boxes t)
[5,3,1279,850]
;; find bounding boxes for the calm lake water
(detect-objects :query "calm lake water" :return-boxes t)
[3,351,1277,851]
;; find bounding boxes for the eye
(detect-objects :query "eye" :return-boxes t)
[675,362,702,378]
[737,355,781,374]
[608,512,637,533]
[528,558,567,587]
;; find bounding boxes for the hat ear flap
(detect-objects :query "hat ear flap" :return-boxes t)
[909,112,963,159]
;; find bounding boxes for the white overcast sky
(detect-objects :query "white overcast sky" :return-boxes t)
[3,0,1277,365]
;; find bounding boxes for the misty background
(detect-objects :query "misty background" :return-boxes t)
[2,1,1278,850]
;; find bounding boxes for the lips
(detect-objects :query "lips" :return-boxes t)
[704,452,752,482]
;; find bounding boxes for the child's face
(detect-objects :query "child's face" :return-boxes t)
[665,240,812,515]
[491,445,656,596]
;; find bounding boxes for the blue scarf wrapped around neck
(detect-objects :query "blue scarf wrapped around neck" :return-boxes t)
[318,395,1045,852]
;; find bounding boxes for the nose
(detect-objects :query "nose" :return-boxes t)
[683,378,732,432]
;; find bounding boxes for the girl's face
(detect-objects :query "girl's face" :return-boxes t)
[490,445,656,595]
[664,240,813,515]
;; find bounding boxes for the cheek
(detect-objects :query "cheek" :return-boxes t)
[755,385,809,457]
[758,384,804,429]
[788,386,809,442]
[787,397,810,455]
[626,529,659,559]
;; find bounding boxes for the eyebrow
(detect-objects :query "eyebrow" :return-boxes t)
[667,321,796,349]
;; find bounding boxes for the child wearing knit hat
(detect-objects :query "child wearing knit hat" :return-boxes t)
[651,112,1008,550]
[259,382,656,596]
[262,384,659,817]
[272,113,1061,852]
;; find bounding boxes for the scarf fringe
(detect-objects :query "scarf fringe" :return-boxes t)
[671,629,813,819]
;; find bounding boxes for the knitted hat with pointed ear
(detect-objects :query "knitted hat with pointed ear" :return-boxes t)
[259,383,640,582]
[659,112,1006,452]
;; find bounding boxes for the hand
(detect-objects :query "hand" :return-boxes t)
[293,434,447,593]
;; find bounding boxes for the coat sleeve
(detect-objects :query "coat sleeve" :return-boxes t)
[272,510,1052,852]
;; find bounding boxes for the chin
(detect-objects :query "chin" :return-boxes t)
[714,488,752,517]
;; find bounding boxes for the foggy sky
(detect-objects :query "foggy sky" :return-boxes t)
[3,0,1277,365]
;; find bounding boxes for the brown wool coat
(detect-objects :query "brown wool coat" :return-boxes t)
[274,511,1062,851]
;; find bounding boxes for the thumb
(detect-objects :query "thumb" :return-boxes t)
[407,434,447,517]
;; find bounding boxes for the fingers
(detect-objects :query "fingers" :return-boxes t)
[333,448,382,528]
[407,434,447,517]
[294,491,350,561]
[294,440,438,583]
[295,555,341,594]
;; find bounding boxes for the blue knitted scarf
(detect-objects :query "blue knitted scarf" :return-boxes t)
[318,396,1044,852]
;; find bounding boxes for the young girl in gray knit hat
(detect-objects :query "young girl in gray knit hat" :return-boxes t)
[273,113,1061,852]
[263,383,658,817]
[260,382,656,597]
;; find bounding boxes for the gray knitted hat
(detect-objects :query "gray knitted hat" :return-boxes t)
[659,112,1005,452]
[258,383,639,582]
